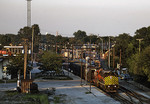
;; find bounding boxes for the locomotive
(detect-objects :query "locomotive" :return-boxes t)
[92,69,119,92]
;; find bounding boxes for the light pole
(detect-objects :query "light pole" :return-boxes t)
[136,39,143,54]
[67,42,69,76]
[31,26,34,65]
[98,35,103,57]
[80,48,83,86]
[108,37,110,68]
[23,39,28,79]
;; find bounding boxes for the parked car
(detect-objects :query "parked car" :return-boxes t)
[120,74,133,80]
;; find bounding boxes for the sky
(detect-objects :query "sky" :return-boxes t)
[0,0,150,37]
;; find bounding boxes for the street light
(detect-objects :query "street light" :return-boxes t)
[98,35,103,57]
[67,42,69,76]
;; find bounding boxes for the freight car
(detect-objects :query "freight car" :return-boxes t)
[70,61,85,79]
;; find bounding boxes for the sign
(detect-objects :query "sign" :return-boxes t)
[3,66,7,72]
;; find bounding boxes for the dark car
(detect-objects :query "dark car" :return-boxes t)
[120,74,133,80]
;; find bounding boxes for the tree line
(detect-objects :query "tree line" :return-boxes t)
[1,25,150,86]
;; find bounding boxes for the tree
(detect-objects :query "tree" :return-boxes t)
[134,26,150,49]
[32,24,41,53]
[6,54,32,79]
[39,51,63,74]
[83,34,98,44]
[17,24,41,53]
[18,26,32,42]
[114,33,132,67]
[73,30,87,40]
[0,35,11,46]
[140,46,150,82]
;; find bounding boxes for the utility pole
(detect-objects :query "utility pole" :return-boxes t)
[136,39,143,54]
[98,34,103,57]
[113,47,115,69]
[89,47,91,93]
[67,42,69,76]
[23,39,28,79]
[80,48,83,86]
[31,26,34,65]
[56,31,58,54]
[72,44,74,60]
[120,49,122,74]
[108,37,110,68]
[56,43,57,54]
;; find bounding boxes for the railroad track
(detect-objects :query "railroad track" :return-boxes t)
[109,92,134,104]
[94,85,134,104]
[119,85,150,104]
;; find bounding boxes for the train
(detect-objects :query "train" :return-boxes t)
[70,60,119,92]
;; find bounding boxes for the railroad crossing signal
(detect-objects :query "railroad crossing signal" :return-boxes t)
[117,63,120,69]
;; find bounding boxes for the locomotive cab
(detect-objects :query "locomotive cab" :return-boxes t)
[103,71,119,92]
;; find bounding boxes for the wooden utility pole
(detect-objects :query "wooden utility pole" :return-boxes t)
[108,37,110,68]
[72,44,74,60]
[113,47,115,69]
[89,47,91,93]
[80,48,83,86]
[31,26,34,65]
[56,31,58,54]
[120,49,122,73]
[67,43,69,76]
[56,43,57,54]
[23,39,28,79]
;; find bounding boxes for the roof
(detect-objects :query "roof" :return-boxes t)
[4,46,23,48]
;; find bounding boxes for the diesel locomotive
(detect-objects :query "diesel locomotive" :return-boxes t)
[92,69,119,92]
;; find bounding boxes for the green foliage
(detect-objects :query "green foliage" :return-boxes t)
[140,46,150,81]
[33,24,41,53]
[127,46,150,83]
[114,33,132,67]
[40,51,62,73]
[6,54,32,79]
[134,26,150,49]
[73,30,87,40]
[24,94,49,104]
[54,96,61,103]
[18,26,32,42]
[17,24,41,53]
[84,34,98,44]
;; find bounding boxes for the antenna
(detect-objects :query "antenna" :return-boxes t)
[27,0,32,27]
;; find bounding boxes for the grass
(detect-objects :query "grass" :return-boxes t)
[24,94,49,104]
[0,80,4,83]
[4,91,49,104]
[0,79,17,83]
[43,75,73,80]
[6,91,19,96]
[85,91,92,94]
[54,96,61,103]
